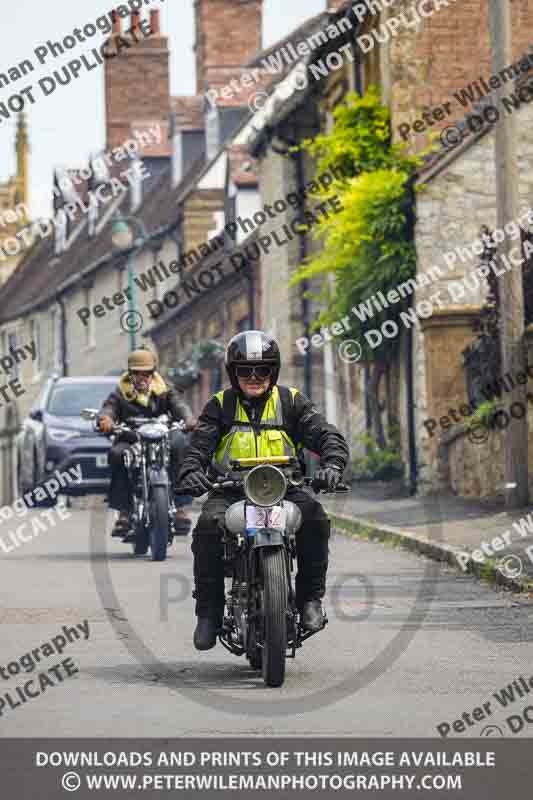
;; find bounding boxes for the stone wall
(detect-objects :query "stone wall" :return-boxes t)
[182,188,225,254]
[415,96,533,495]
[439,397,533,502]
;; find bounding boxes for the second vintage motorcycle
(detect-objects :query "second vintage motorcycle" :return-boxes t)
[81,409,184,561]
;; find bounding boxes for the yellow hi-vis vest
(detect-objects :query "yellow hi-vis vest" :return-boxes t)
[213,386,299,471]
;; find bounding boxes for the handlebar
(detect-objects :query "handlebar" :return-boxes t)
[210,476,349,495]
[93,415,186,437]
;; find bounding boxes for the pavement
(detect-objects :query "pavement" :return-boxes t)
[0,493,533,739]
[321,482,533,594]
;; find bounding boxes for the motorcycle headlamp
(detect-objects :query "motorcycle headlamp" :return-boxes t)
[244,464,287,507]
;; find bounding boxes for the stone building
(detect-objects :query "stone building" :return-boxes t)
[414,64,533,498]
[240,0,386,477]
[356,0,533,495]
[0,9,183,505]
[241,0,533,496]
[142,0,277,408]
[0,1,272,502]
[145,137,264,411]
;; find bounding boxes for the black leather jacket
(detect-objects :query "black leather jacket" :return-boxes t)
[179,385,349,480]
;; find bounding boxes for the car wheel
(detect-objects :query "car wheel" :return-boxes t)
[30,462,57,508]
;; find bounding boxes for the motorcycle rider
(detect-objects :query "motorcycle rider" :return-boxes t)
[178,331,349,651]
[98,348,196,537]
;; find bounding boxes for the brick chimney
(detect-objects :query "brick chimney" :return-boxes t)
[327,0,348,9]
[104,8,170,149]
[194,0,263,94]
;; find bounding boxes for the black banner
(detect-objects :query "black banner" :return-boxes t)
[1,738,531,798]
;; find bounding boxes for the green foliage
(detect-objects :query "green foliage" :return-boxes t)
[351,429,403,481]
[301,86,419,183]
[291,86,422,364]
[467,400,499,429]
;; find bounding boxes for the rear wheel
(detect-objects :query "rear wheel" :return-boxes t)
[149,486,169,562]
[132,517,149,556]
[261,548,288,688]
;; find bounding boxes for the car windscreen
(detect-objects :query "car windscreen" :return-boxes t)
[47,383,115,417]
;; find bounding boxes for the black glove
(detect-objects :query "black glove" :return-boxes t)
[178,469,213,497]
[312,465,342,492]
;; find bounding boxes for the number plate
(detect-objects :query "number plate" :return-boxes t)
[246,505,285,530]
[95,454,108,468]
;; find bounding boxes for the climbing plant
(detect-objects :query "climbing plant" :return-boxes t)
[290,86,423,447]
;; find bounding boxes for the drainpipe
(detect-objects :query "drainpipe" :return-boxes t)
[406,326,417,494]
[57,293,68,377]
[354,49,363,96]
[293,148,312,399]
[271,136,312,398]
[248,262,256,328]
[405,176,418,494]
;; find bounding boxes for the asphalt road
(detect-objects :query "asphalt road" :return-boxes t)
[1,496,533,738]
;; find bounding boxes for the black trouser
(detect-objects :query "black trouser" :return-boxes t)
[108,429,189,512]
[191,488,330,618]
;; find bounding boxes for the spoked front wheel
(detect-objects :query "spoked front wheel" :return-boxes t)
[260,548,288,687]
[149,486,169,561]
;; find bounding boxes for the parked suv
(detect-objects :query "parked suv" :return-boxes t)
[17,376,117,502]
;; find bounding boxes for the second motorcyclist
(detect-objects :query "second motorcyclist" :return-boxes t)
[98,349,196,537]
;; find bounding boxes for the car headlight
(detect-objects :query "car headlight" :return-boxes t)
[244,464,287,507]
[47,428,79,442]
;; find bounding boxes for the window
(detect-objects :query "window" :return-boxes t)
[50,307,63,371]
[0,331,9,380]
[7,331,20,380]
[205,106,220,161]
[130,158,143,212]
[50,309,58,370]
[172,131,183,187]
[150,259,164,304]
[87,192,98,237]
[83,287,95,348]
[30,318,41,378]
[117,269,127,332]
[54,209,67,255]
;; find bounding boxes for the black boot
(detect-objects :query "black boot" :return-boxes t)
[191,529,225,650]
[194,616,221,650]
[302,600,325,632]
[295,523,330,612]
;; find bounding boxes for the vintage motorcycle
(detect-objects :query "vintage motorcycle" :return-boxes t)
[81,409,185,560]
[211,455,346,688]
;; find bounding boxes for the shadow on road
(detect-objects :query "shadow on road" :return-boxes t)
[82,661,298,693]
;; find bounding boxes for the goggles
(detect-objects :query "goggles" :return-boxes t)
[235,364,273,380]
[130,370,154,379]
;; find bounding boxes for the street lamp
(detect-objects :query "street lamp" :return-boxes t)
[111,215,149,351]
